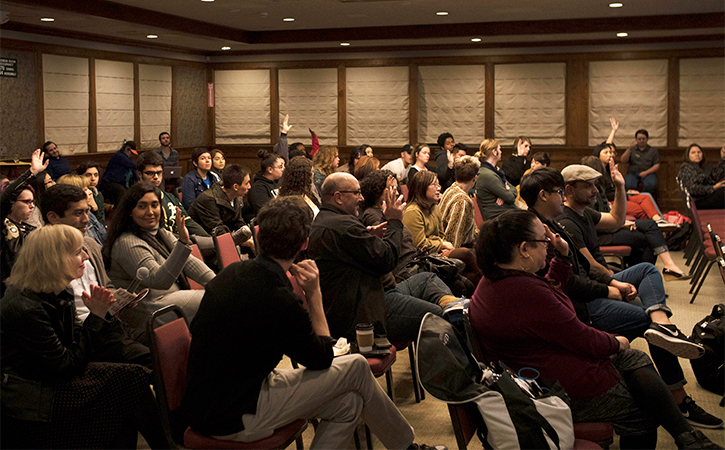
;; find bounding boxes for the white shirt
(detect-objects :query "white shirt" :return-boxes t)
[69,259,100,323]
[381,158,409,181]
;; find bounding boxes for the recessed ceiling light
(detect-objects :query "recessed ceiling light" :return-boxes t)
[609,2,623,7]
[201,0,214,2]
[616,32,628,37]
[436,11,448,16]
[40,17,54,22]
[147,34,158,39]
[471,38,481,42]
[221,46,231,50]
[283,17,295,22]
[340,42,350,46]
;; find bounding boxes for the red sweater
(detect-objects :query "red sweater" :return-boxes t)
[469,257,620,400]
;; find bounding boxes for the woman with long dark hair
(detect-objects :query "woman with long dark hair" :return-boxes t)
[470,209,718,450]
[280,156,319,216]
[678,143,725,210]
[102,183,214,328]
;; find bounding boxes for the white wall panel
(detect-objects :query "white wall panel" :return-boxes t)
[679,58,725,147]
[95,59,134,152]
[43,54,89,154]
[139,64,172,150]
[279,68,338,146]
[215,69,270,145]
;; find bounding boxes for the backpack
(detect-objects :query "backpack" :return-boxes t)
[689,304,725,396]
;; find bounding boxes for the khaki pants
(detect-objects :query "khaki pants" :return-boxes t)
[214,354,415,450]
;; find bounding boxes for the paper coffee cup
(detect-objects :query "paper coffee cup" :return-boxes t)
[355,323,374,352]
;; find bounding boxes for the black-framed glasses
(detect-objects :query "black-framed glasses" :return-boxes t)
[143,170,163,178]
[550,189,564,196]
[337,190,362,196]
[529,236,551,246]
[15,199,34,205]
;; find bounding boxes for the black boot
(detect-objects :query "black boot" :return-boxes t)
[674,430,722,449]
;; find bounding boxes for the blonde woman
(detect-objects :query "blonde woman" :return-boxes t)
[57,174,106,245]
[312,145,340,194]
[1,225,170,448]
[475,138,519,220]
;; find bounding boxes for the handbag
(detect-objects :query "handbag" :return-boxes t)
[398,254,465,284]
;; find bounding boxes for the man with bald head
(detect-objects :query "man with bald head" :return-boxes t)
[308,173,405,340]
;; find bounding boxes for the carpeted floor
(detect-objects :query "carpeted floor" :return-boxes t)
[143,250,725,449]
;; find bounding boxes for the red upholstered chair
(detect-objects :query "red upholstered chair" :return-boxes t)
[472,195,484,228]
[188,244,205,290]
[214,233,242,268]
[400,184,409,202]
[689,224,725,303]
[147,305,307,450]
[599,245,632,271]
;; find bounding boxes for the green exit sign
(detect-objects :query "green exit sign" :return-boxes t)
[1,58,18,78]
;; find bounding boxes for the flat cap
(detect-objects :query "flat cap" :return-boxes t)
[561,164,602,183]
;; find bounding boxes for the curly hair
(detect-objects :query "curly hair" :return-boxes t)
[280,156,314,198]
[360,169,395,210]
[312,146,339,176]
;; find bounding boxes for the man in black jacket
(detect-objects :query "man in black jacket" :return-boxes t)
[184,196,438,449]
[433,132,456,191]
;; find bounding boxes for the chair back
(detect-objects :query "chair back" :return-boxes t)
[214,233,241,268]
[400,184,409,202]
[147,305,191,444]
[188,244,205,290]
[472,196,484,227]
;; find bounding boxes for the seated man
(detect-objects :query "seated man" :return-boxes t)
[188,164,253,249]
[621,128,660,194]
[183,196,441,449]
[381,144,413,182]
[439,155,480,248]
[434,132,456,191]
[100,140,138,206]
[40,183,150,367]
[520,166,721,429]
[136,151,212,252]
[308,172,405,339]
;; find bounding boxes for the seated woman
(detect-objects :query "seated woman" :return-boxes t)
[469,210,718,450]
[475,138,519,220]
[181,147,220,210]
[1,149,47,295]
[280,156,320,217]
[103,183,215,329]
[406,143,432,182]
[247,149,285,220]
[26,170,54,228]
[353,155,380,181]
[402,170,482,286]
[515,151,550,208]
[678,143,725,210]
[337,145,364,174]
[209,148,226,181]
[1,225,170,449]
[581,156,689,280]
[312,146,340,194]
[439,155,480,248]
[500,136,531,187]
[57,174,106,245]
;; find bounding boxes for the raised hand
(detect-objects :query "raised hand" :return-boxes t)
[281,114,291,134]
[176,207,189,245]
[382,184,405,221]
[609,117,619,131]
[30,148,49,175]
[609,159,625,187]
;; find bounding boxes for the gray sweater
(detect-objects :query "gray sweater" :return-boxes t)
[475,164,519,220]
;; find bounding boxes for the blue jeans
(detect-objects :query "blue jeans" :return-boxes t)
[625,172,658,194]
[384,272,448,342]
[586,263,685,388]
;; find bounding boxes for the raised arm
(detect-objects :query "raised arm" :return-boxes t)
[605,117,619,145]
[596,160,626,231]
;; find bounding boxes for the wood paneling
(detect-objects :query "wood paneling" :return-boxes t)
[566,59,588,147]
[409,64,418,145]
[133,62,140,145]
[337,66,346,147]
[171,66,178,148]
[34,49,44,147]
[270,68,279,144]
[667,57,680,148]
[484,63,495,140]
[207,68,214,147]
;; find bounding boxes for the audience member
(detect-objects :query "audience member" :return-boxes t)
[434,132,456,191]
[312,146,340,194]
[515,151,550,207]
[42,140,71,181]
[247,149,285,220]
[209,148,226,181]
[77,161,105,224]
[621,129,660,194]
[279,156,320,216]
[271,114,294,163]
[403,170,482,286]
[500,136,531,186]
[338,145,365,174]
[188,164,254,248]
[1,149,47,295]
[155,131,179,166]
[308,172,404,339]
[136,151,210,241]
[439,155,480,248]
[520,167,722,429]
[452,143,468,160]
[475,138,518,220]
[406,143,431,182]
[103,183,215,328]
[0,225,170,449]
[381,144,413,182]
[100,140,138,206]
[56,174,106,245]
[353,155,380,181]
[678,143,725,210]
[184,196,440,450]
[469,210,719,450]
[26,170,53,228]
[181,147,220,210]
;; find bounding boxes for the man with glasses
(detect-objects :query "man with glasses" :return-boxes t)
[136,151,210,241]
[520,166,722,429]
[308,172,406,340]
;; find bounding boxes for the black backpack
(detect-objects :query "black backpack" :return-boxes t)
[689,304,725,396]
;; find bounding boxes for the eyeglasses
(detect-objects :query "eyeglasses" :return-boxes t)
[550,189,564,196]
[528,236,551,246]
[15,199,34,205]
[143,170,163,178]
[337,190,362,196]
